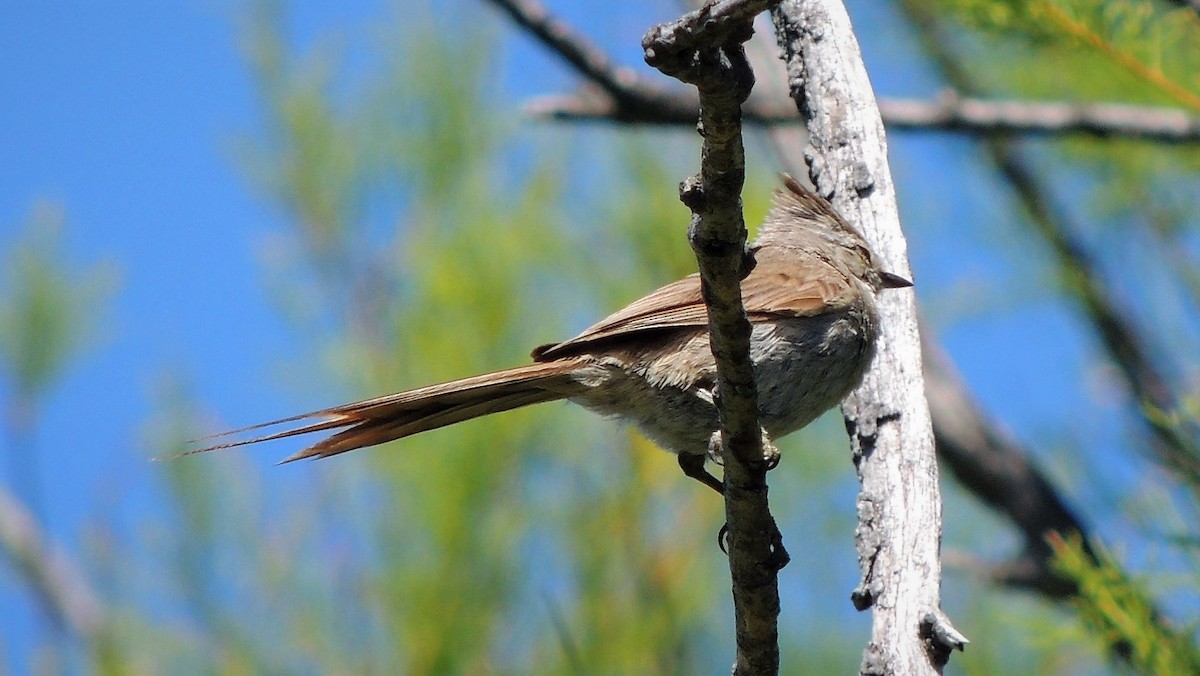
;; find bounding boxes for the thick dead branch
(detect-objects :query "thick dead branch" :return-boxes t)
[771,1,962,674]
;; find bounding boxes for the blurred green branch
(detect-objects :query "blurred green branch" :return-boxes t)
[0,202,115,665]
[1049,533,1200,674]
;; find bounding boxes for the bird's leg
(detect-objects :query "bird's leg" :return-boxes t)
[704,428,788,565]
[679,431,725,496]
[684,427,781,495]
[678,451,725,495]
[707,428,782,470]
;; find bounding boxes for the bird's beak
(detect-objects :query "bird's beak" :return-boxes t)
[880,271,913,289]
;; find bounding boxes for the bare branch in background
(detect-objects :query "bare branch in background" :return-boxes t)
[900,0,1200,497]
[878,94,1200,143]
[530,90,1200,143]
[1162,0,1200,18]
[990,143,1200,490]
[0,484,103,646]
[922,340,1091,596]
[484,0,703,122]
[898,0,1198,661]
[489,0,1200,143]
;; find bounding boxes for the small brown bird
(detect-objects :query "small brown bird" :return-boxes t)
[189,176,911,492]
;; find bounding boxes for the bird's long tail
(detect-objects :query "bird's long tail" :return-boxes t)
[181,359,586,463]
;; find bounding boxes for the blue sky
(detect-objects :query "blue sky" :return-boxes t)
[3,3,283,532]
[1,3,308,667]
[0,0,1175,670]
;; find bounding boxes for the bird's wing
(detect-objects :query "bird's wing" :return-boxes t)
[740,248,856,317]
[533,253,851,360]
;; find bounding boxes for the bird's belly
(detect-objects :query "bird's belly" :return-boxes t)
[567,308,875,456]
[753,312,875,439]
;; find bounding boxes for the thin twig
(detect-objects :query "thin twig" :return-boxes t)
[641,1,785,674]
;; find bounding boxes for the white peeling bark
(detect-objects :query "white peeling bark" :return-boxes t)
[770,1,966,673]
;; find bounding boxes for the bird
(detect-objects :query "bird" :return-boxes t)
[186,176,911,493]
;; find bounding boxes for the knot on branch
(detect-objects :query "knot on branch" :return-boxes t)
[679,175,707,211]
[850,577,881,611]
[642,0,782,100]
[681,177,752,264]
[644,39,756,105]
[844,404,902,470]
[920,610,970,666]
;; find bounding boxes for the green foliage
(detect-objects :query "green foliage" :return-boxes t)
[108,3,740,672]
[1050,533,1200,674]
[3,0,1197,672]
[931,0,1200,110]
[897,0,1200,670]
[0,203,115,401]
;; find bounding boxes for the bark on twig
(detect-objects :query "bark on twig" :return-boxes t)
[642,1,786,674]
[771,1,963,673]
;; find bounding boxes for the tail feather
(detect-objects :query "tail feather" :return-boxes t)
[179,360,584,462]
